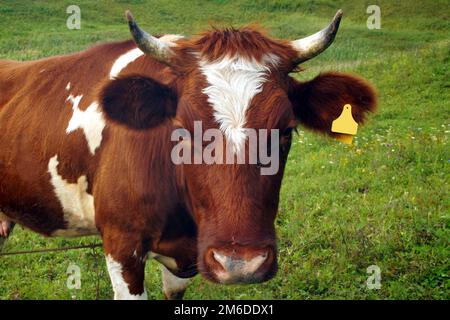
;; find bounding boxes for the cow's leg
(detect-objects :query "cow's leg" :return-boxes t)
[0,220,13,237]
[103,233,148,300]
[161,265,191,300]
[0,217,15,250]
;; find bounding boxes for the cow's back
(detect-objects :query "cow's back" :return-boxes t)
[0,59,22,109]
[0,40,167,236]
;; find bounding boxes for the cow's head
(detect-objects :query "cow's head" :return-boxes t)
[101,10,376,284]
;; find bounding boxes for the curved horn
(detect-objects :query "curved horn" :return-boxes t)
[125,10,174,65]
[291,10,343,64]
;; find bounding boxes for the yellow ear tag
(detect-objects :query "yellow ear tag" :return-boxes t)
[331,104,358,145]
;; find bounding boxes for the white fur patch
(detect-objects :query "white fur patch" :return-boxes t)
[48,155,97,236]
[159,34,185,44]
[66,82,71,91]
[109,36,181,80]
[147,252,178,270]
[106,255,148,300]
[109,48,144,80]
[161,265,190,298]
[66,95,106,155]
[199,54,279,153]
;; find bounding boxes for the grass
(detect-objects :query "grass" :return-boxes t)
[0,0,448,300]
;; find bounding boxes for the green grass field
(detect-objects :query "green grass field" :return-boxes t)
[0,0,448,300]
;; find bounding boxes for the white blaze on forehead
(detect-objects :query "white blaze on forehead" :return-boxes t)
[199,54,279,153]
[109,48,144,79]
[48,155,97,236]
[66,82,71,91]
[106,255,148,300]
[66,95,106,155]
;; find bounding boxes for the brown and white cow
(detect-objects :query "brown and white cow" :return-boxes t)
[0,10,376,299]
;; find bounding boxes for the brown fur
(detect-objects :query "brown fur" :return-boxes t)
[0,25,377,296]
[173,26,298,71]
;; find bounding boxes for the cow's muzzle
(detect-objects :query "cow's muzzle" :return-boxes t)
[203,245,277,284]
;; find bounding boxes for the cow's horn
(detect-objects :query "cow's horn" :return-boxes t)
[291,10,343,64]
[125,10,174,65]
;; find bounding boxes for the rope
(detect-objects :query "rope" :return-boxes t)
[0,241,105,299]
[0,243,103,256]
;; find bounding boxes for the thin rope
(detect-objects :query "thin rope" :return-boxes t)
[0,243,103,256]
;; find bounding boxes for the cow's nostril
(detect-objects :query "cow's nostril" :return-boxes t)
[211,249,268,275]
[212,250,229,269]
[204,246,277,284]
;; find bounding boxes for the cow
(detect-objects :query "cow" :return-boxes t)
[0,10,376,299]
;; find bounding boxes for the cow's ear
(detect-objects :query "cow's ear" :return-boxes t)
[100,75,177,130]
[288,72,377,135]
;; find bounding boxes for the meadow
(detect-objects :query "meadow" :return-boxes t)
[0,0,448,299]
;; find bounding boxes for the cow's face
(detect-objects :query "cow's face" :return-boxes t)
[101,10,377,284]
[174,57,297,284]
